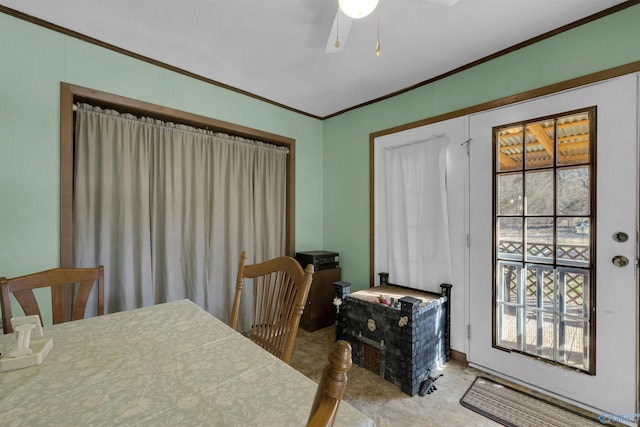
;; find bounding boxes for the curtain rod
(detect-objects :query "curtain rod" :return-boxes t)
[384,133,446,150]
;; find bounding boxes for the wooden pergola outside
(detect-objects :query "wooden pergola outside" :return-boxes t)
[497,112,591,171]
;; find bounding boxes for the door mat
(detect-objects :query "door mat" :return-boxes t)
[460,377,602,427]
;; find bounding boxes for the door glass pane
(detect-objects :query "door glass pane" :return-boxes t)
[496,126,523,172]
[525,121,554,169]
[558,317,589,370]
[525,217,553,263]
[557,218,590,266]
[557,112,590,167]
[525,264,555,310]
[497,261,521,303]
[497,173,523,215]
[525,170,553,215]
[497,218,522,261]
[558,268,590,318]
[524,310,555,360]
[496,303,520,350]
[557,166,590,215]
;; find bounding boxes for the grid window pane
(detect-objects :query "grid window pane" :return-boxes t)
[558,268,589,318]
[525,121,554,169]
[524,310,555,360]
[497,218,523,261]
[496,303,520,350]
[557,166,590,215]
[525,170,554,215]
[557,217,590,266]
[525,217,554,263]
[558,317,589,370]
[525,264,555,310]
[497,126,523,172]
[557,113,590,167]
[497,173,523,215]
[497,261,521,303]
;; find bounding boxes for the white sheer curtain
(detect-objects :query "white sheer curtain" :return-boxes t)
[73,104,287,329]
[383,135,452,291]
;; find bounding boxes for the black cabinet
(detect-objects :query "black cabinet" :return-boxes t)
[299,267,341,332]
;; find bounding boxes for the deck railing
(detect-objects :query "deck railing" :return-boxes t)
[497,240,589,310]
[497,241,590,368]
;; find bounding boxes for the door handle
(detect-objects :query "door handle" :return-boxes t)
[612,255,629,267]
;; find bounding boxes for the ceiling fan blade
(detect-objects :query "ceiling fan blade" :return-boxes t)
[421,0,459,6]
[325,10,353,54]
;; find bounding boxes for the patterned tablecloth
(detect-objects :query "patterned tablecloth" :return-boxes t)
[0,299,374,427]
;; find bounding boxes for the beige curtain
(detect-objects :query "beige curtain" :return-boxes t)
[73,104,287,329]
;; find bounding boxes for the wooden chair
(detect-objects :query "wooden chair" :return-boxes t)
[0,266,104,334]
[307,340,353,427]
[230,251,314,364]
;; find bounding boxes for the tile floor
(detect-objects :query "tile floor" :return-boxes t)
[290,326,499,427]
[290,325,609,427]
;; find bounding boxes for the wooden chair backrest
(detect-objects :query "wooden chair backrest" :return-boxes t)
[307,340,352,427]
[230,251,314,363]
[0,266,104,334]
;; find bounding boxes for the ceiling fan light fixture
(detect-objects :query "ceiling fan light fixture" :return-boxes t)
[339,0,379,19]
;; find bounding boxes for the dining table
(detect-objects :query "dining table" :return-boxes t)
[0,299,375,426]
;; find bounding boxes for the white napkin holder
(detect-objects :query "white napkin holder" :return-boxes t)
[0,315,53,372]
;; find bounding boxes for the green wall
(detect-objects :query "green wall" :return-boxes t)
[323,4,640,289]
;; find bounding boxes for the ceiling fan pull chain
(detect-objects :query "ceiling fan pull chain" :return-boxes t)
[335,0,341,48]
[376,0,381,56]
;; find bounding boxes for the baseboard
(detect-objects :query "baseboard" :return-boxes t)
[450,349,468,365]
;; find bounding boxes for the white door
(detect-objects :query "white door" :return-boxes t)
[468,74,638,415]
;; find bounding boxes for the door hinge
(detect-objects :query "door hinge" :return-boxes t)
[466,234,470,248]
[467,324,471,339]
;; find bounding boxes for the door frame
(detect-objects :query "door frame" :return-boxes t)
[467,73,638,415]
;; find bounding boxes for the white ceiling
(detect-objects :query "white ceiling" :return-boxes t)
[0,0,629,118]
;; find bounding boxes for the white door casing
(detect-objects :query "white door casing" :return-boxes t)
[468,74,638,415]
